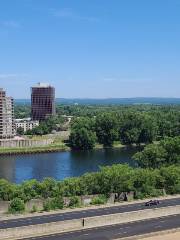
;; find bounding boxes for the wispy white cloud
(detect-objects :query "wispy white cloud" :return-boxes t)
[0,20,21,29]
[51,8,99,22]
[101,77,154,84]
[0,73,29,80]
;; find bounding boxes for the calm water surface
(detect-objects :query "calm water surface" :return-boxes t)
[0,148,137,183]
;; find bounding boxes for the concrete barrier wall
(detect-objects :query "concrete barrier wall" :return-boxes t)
[0,218,83,240]
[0,139,53,148]
[0,201,9,213]
[0,195,114,214]
[1,205,180,240]
[25,199,45,211]
[0,199,45,213]
[84,205,180,229]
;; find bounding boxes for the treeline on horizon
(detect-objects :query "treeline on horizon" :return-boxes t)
[15,103,180,118]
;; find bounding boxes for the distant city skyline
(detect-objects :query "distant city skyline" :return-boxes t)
[1,0,180,98]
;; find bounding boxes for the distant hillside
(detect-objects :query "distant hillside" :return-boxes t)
[15,97,180,105]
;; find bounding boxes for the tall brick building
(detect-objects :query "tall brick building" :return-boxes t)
[0,88,15,139]
[31,83,55,121]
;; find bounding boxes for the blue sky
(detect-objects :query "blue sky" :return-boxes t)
[0,0,180,98]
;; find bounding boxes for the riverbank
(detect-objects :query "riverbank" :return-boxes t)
[0,142,69,155]
[0,141,132,156]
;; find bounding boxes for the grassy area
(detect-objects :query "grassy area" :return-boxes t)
[95,142,124,149]
[0,142,69,155]
[26,135,50,140]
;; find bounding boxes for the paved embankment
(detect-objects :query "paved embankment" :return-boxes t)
[1,205,180,239]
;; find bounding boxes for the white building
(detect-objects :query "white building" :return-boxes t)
[0,89,15,139]
[15,118,39,133]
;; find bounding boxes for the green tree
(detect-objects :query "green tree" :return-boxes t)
[0,179,16,201]
[133,168,163,198]
[40,178,57,198]
[119,113,142,145]
[8,198,25,213]
[69,128,96,150]
[159,165,180,194]
[133,136,180,168]
[160,137,180,165]
[95,113,118,147]
[138,114,158,144]
[133,144,167,168]
[21,179,41,201]
[119,113,157,145]
[98,164,134,194]
[69,117,96,150]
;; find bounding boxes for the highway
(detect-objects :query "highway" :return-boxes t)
[21,214,180,240]
[0,197,180,229]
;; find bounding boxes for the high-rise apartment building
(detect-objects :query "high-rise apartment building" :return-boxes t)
[0,89,15,139]
[31,83,55,121]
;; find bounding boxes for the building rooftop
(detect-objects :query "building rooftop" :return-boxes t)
[15,118,39,123]
[32,82,53,88]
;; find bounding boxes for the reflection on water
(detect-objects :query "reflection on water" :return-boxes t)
[0,148,137,183]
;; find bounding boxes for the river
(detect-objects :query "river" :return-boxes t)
[0,147,137,183]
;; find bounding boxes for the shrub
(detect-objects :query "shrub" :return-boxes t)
[43,200,51,211]
[52,197,64,210]
[69,196,80,208]
[43,197,64,211]
[31,205,37,213]
[8,198,25,214]
[91,195,107,205]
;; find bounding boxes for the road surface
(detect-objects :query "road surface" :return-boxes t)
[0,197,180,229]
[20,214,180,240]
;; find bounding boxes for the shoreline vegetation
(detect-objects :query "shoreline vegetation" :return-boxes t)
[0,142,127,156]
[1,163,180,214]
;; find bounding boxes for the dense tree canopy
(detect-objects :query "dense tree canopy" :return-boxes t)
[133,144,167,168]
[95,113,119,147]
[133,136,180,168]
[69,128,96,150]
[69,112,159,149]
[69,117,97,150]
[119,113,157,145]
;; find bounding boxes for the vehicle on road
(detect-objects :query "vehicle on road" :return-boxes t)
[145,200,160,206]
